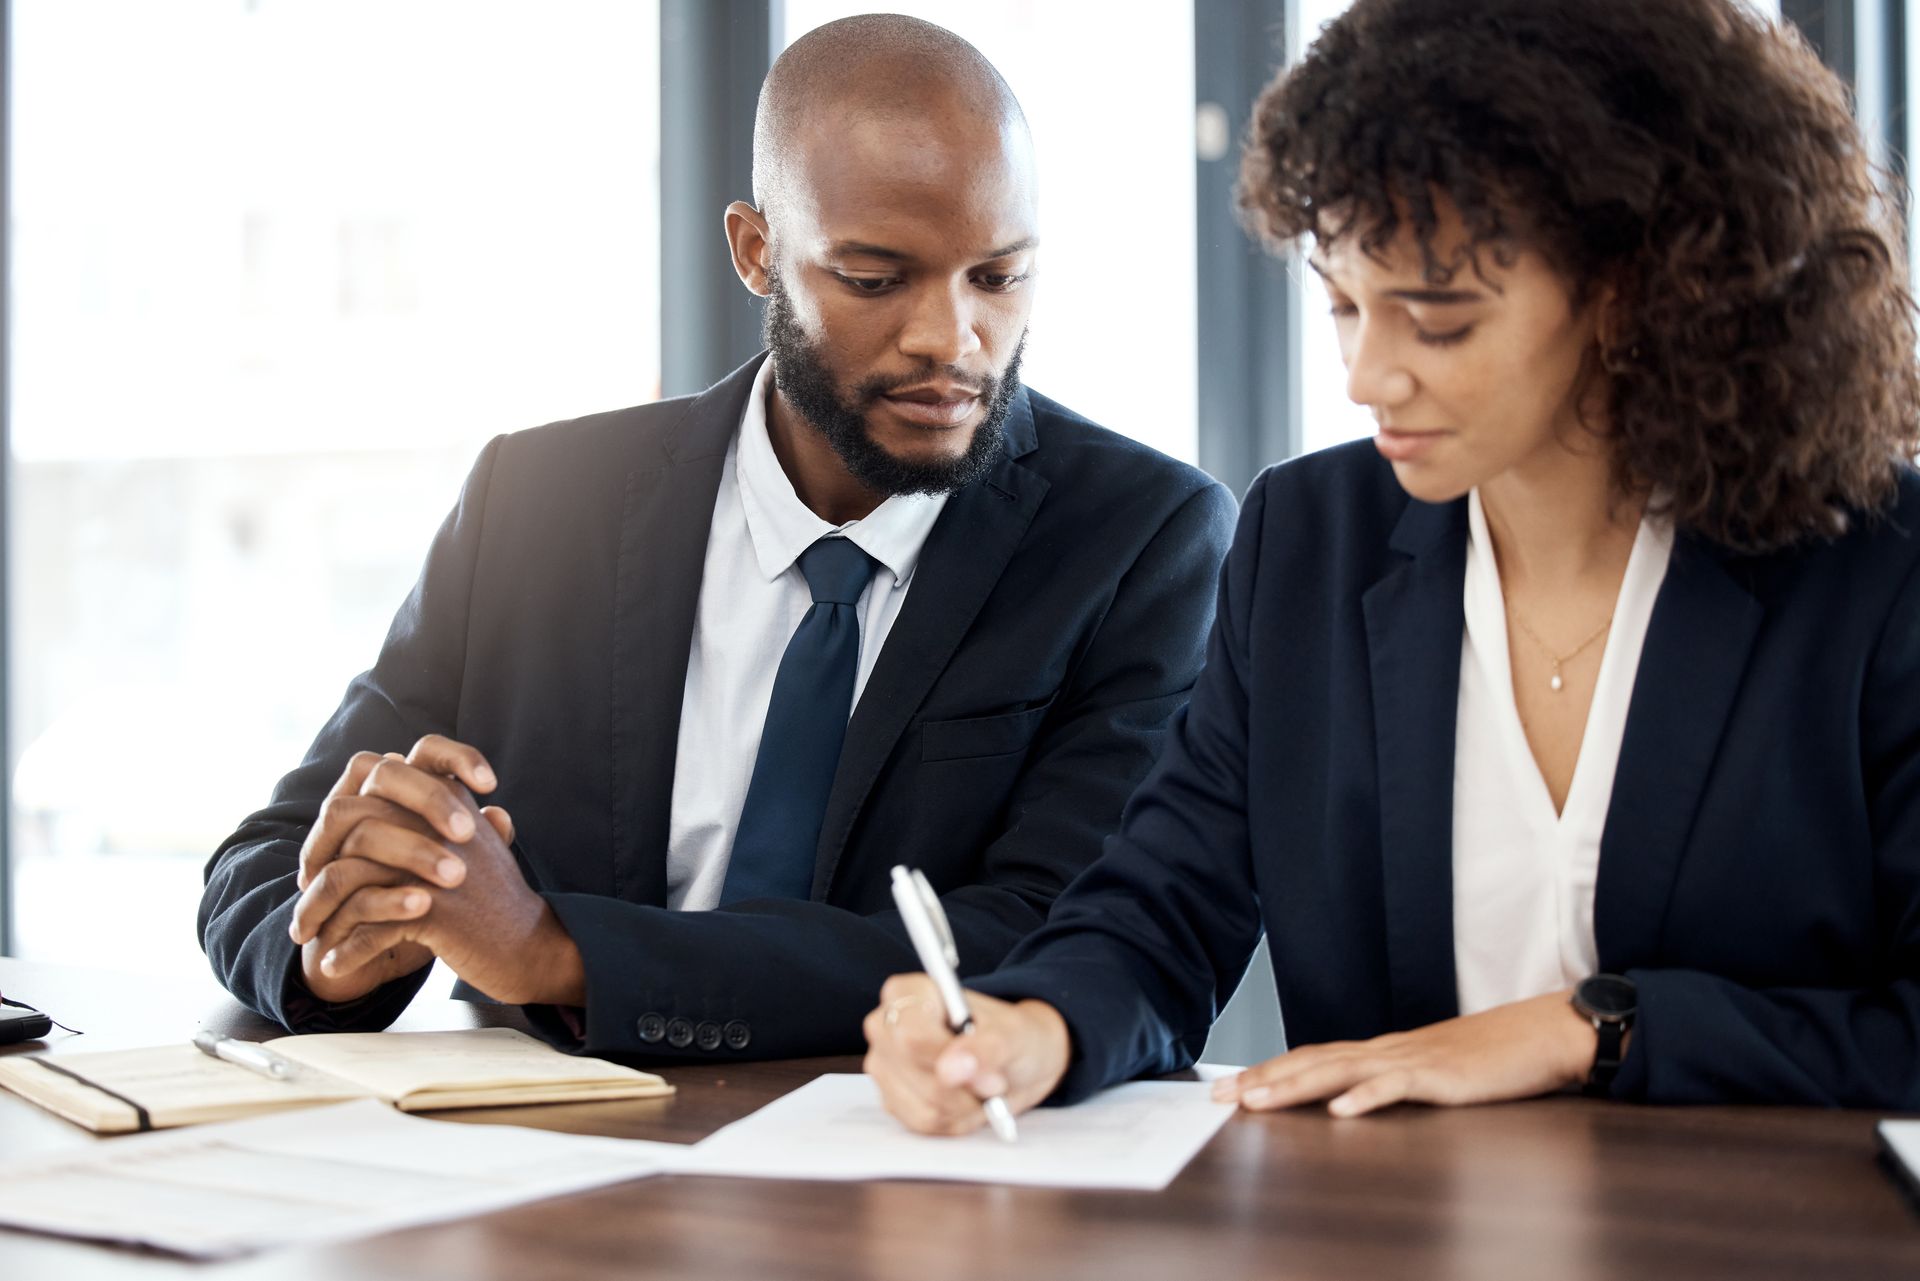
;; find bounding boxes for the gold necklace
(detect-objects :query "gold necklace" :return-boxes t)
[1507,605,1613,692]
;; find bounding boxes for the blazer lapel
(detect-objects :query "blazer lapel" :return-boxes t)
[1595,534,1762,967]
[1362,497,1469,1031]
[809,391,1050,898]
[607,357,761,904]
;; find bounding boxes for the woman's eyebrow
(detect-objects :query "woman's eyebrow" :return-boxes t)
[1386,287,1484,304]
[1306,259,1483,304]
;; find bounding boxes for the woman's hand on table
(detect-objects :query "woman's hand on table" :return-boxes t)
[1213,989,1601,1117]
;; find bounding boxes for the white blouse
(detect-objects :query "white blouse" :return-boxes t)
[1451,488,1674,1015]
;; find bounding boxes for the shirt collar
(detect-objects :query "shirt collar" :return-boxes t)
[734,358,950,590]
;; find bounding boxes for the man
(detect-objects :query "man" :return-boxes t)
[198,15,1234,1060]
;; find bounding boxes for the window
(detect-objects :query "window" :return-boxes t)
[779,1,1199,464]
[8,0,661,971]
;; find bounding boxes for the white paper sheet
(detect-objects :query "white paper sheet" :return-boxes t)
[1881,1119,1920,1182]
[0,1098,679,1258]
[671,1073,1237,1191]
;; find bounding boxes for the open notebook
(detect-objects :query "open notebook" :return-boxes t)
[0,1027,672,1133]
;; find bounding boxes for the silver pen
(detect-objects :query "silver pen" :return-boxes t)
[192,1030,298,1082]
[889,865,1019,1143]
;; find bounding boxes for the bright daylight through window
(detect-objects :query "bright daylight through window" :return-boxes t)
[8,0,661,970]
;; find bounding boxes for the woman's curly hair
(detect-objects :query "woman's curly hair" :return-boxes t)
[1240,0,1920,552]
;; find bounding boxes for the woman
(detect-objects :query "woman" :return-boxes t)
[863,0,1920,1128]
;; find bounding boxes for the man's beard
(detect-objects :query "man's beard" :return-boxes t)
[763,273,1025,497]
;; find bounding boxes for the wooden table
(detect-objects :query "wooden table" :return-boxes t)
[1,956,1915,1280]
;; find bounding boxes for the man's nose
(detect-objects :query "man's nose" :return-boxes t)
[897,281,982,367]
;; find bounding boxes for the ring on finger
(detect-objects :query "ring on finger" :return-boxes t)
[883,994,930,1027]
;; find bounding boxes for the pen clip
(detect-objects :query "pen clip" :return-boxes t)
[910,868,960,970]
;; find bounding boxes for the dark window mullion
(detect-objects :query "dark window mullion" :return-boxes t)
[1193,0,1295,497]
[1192,0,1291,1068]
[1783,0,1856,86]
[660,0,777,397]
[1782,0,1908,251]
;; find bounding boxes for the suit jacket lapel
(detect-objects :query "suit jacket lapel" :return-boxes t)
[1595,534,1762,967]
[1362,497,1469,1031]
[809,392,1050,898]
[608,357,761,904]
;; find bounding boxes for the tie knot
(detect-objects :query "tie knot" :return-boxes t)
[798,537,876,605]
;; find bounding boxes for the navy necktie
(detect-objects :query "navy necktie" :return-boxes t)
[720,536,877,904]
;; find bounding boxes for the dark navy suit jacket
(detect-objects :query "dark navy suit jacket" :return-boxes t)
[977,440,1920,1108]
[198,356,1236,1060]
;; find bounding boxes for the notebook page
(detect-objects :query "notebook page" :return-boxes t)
[265,1027,664,1103]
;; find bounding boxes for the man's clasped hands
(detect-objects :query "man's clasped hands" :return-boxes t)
[285,735,585,1008]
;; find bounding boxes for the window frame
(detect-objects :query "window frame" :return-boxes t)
[660,0,778,396]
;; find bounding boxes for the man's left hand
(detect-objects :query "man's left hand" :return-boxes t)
[1210,990,1601,1117]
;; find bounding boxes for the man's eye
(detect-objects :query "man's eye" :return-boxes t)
[976,272,1030,293]
[836,274,897,294]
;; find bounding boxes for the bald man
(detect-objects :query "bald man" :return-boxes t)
[199,16,1235,1060]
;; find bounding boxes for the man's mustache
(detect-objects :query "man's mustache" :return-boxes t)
[852,368,994,402]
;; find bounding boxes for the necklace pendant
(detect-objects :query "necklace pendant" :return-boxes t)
[1550,671,1564,692]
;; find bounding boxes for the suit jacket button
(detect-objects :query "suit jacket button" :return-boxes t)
[723,1020,751,1051]
[694,1021,723,1052]
[637,1013,667,1044]
[666,1017,695,1049]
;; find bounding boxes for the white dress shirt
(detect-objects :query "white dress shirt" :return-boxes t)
[1451,488,1674,1015]
[665,360,950,911]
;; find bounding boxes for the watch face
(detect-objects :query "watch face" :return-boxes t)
[1577,974,1638,1019]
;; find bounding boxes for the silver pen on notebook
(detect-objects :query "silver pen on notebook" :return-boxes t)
[192,1030,298,1082]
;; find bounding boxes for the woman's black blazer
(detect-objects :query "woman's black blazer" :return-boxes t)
[977,441,1920,1108]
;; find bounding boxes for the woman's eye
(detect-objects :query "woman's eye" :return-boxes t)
[1414,326,1474,348]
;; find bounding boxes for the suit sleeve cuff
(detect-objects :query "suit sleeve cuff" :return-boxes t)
[1605,968,1658,1101]
[524,1001,588,1047]
[258,896,427,1033]
[967,963,1185,1106]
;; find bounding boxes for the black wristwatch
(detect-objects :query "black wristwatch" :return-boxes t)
[1570,974,1638,1096]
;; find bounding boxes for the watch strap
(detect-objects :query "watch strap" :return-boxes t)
[1584,1017,1626,1096]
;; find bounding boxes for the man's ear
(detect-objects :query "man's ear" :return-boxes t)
[725,201,774,296]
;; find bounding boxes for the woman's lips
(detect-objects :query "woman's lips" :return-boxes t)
[1374,428,1448,462]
